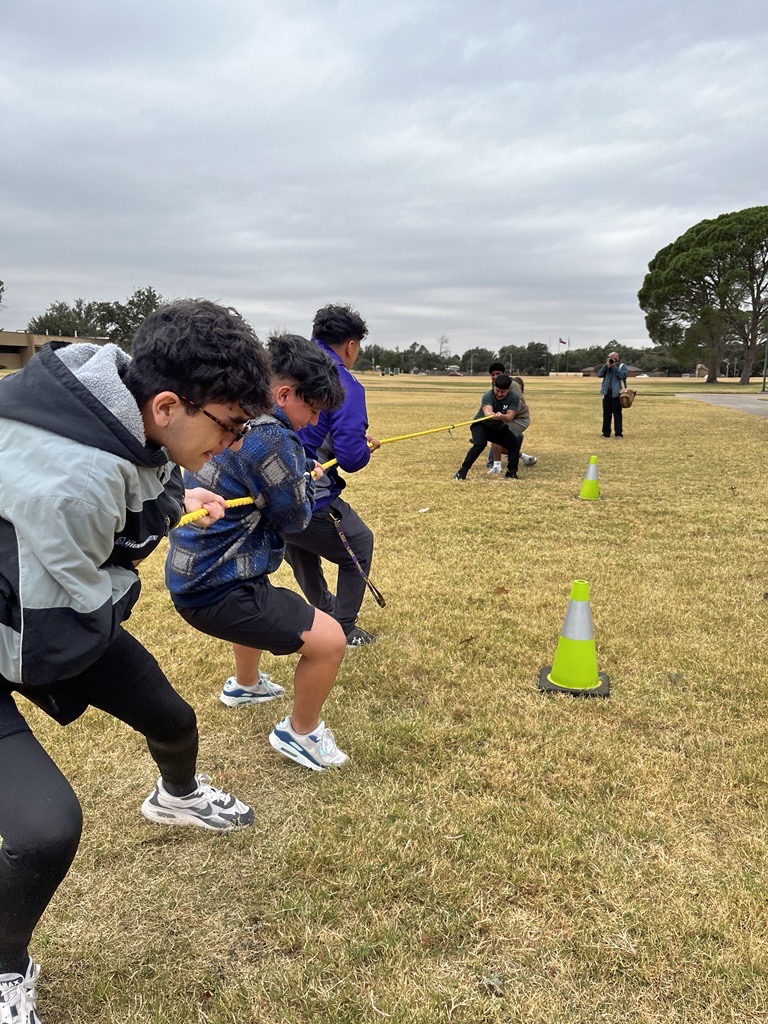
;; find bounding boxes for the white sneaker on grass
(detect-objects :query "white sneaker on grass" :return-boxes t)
[141,774,254,831]
[269,717,349,771]
[521,453,537,466]
[220,672,285,707]
[0,959,41,1024]
[487,463,502,475]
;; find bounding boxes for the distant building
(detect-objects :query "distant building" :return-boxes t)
[0,331,108,370]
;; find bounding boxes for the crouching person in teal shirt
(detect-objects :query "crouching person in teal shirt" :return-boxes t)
[166,334,351,771]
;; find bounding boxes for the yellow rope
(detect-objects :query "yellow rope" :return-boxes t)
[318,415,494,472]
[177,495,255,527]
[175,415,495,527]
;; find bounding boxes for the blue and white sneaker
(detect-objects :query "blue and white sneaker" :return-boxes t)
[140,774,254,831]
[268,717,349,772]
[220,673,285,707]
[0,959,41,1023]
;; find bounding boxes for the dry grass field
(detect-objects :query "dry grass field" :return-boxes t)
[21,375,768,1023]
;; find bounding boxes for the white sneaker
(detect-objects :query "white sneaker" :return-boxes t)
[269,717,349,771]
[220,672,285,707]
[0,959,41,1024]
[487,464,502,475]
[141,774,254,830]
[521,453,537,466]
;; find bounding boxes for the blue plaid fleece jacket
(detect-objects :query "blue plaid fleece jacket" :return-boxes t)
[165,409,314,609]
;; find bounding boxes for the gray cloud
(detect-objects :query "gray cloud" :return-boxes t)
[2,0,767,354]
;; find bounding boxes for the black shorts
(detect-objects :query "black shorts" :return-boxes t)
[176,579,316,656]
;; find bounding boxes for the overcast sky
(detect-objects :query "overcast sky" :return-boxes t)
[3,0,767,355]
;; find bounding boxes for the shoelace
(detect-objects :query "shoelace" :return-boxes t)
[193,774,239,811]
[1,966,38,1016]
[317,726,340,757]
[192,773,216,800]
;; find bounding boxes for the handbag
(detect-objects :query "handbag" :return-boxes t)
[619,383,636,408]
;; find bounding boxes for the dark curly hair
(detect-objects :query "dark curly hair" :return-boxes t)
[122,299,272,416]
[311,303,368,347]
[268,334,345,412]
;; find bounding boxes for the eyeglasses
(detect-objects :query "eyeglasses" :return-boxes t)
[179,396,251,447]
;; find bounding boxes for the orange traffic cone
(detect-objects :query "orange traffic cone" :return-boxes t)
[578,456,600,500]
[538,580,610,697]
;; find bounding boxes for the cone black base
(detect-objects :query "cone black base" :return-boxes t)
[537,666,611,698]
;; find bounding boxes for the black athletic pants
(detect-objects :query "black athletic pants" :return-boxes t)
[460,422,522,476]
[0,628,198,972]
[284,497,374,637]
[602,395,623,437]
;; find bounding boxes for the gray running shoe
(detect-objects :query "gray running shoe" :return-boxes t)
[141,774,254,831]
[220,672,285,707]
[269,717,349,771]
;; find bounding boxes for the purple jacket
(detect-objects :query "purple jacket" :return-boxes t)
[295,339,372,509]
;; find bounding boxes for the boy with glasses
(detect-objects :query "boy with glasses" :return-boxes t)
[0,299,272,1022]
[166,334,352,772]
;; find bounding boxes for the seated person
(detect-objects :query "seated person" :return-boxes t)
[485,363,536,471]
[453,373,525,480]
[488,374,534,474]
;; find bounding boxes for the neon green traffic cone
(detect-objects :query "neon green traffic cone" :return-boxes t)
[578,456,600,500]
[538,580,610,697]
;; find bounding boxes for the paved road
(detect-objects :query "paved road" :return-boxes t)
[675,393,768,418]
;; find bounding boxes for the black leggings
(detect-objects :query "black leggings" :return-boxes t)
[0,629,198,972]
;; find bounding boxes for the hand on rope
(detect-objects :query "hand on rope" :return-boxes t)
[177,495,255,528]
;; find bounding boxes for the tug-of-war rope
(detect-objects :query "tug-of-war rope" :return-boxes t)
[176,414,494,528]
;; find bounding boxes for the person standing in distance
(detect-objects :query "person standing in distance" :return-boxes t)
[597,350,628,439]
[284,304,380,648]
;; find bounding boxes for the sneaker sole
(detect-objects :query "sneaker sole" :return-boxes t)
[220,691,285,707]
[268,732,348,771]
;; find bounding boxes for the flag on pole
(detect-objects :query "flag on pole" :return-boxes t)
[558,337,567,345]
